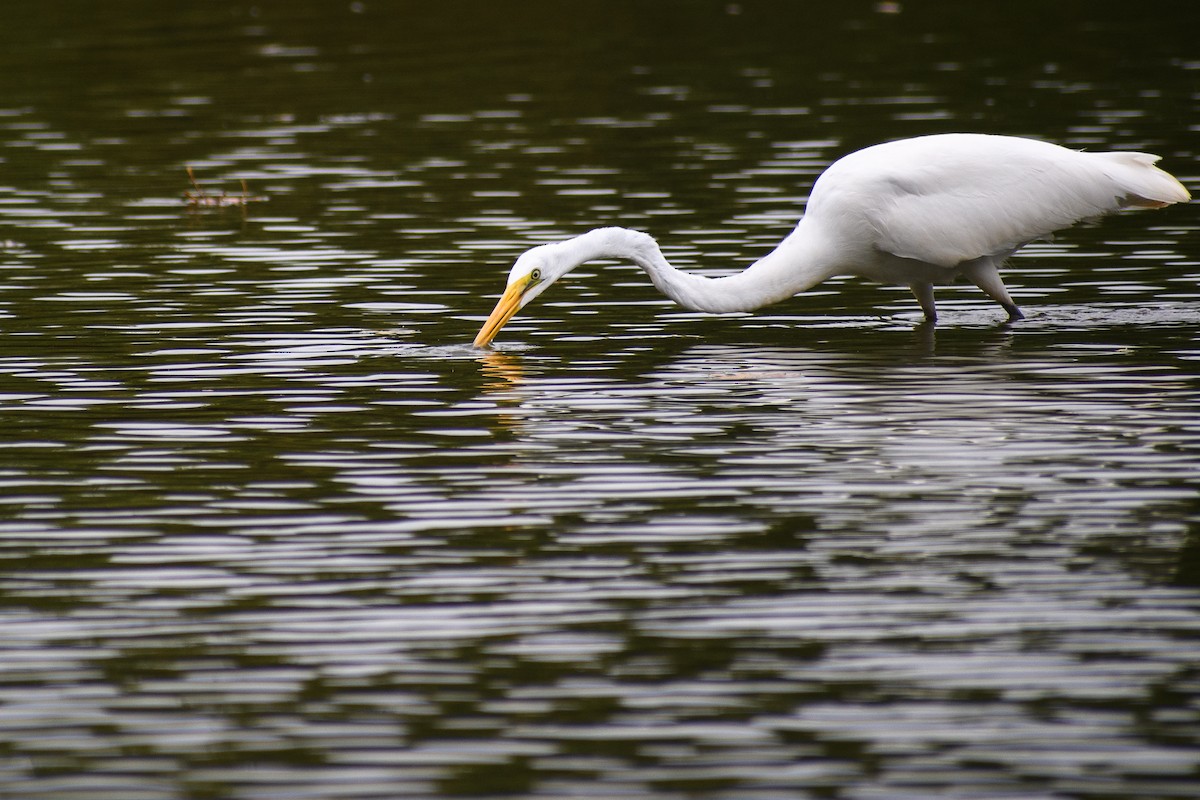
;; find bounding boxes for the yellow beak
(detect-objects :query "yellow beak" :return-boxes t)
[473,280,527,347]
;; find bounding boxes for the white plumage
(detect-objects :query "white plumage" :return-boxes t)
[474,133,1189,346]
[819,134,1182,268]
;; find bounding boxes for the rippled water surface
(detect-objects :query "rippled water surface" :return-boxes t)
[2,2,1200,798]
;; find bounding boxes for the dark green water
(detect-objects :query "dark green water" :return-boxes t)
[1,2,1199,798]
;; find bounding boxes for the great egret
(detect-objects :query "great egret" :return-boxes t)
[474,133,1189,346]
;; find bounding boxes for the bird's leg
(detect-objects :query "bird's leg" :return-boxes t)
[909,282,937,323]
[960,259,1023,322]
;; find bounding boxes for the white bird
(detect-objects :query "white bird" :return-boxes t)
[474,133,1189,347]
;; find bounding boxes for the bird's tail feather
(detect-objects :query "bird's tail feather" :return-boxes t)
[1099,151,1191,208]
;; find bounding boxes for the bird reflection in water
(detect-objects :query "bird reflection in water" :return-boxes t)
[479,350,525,392]
[477,351,529,436]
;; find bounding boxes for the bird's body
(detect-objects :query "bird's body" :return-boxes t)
[474,133,1189,346]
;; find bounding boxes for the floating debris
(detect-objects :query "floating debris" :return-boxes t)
[183,166,267,209]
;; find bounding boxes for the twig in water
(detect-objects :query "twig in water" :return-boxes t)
[183,167,266,209]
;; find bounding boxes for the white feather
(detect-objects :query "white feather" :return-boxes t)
[807,133,1189,269]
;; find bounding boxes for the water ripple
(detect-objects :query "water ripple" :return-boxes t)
[1,4,1198,797]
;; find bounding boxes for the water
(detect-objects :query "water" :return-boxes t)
[1,1,1199,798]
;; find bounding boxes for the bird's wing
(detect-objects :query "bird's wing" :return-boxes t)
[814,134,1188,269]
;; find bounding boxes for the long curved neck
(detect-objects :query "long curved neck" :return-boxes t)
[559,225,837,313]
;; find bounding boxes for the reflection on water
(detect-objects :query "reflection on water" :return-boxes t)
[9,325,1200,798]
[1,1,1198,798]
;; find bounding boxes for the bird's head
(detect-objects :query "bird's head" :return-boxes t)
[473,243,570,347]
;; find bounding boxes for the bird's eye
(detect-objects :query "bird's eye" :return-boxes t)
[530,268,542,281]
